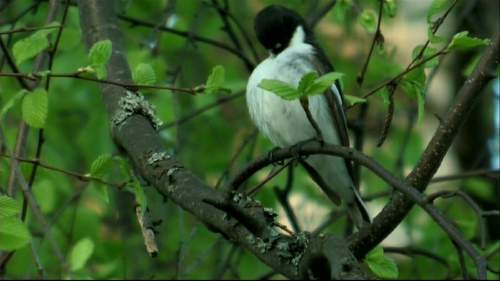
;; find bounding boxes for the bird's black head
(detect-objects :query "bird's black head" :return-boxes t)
[254,5,309,55]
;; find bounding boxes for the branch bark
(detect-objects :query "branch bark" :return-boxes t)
[77,1,357,279]
[76,0,498,279]
[349,34,499,278]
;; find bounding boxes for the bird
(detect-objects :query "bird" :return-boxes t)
[245,5,370,228]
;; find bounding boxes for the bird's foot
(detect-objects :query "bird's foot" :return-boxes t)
[290,139,313,162]
[267,146,285,166]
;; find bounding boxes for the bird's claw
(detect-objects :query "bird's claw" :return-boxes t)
[290,140,311,162]
[268,146,285,166]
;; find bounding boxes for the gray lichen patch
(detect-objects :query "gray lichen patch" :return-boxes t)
[147,151,171,166]
[112,91,163,130]
[250,233,278,254]
[274,231,310,271]
[232,192,262,208]
[263,207,278,219]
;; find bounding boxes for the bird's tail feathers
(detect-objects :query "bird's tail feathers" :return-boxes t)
[347,188,371,229]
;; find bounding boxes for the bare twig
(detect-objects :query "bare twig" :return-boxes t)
[0,153,126,188]
[24,0,72,224]
[0,25,60,35]
[161,91,245,130]
[0,71,204,94]
[118,15,254,71]
[214,129,258,189]
[229,140,489,278]
[210,0,255,71]
[376,86,395,146]
[427,190,500,248]
[274,165,301,233]
[430,169,500,183]
[453,241,469,279]
[349,35,500,279]
[360,49,447,100]
[245,160,293,196]
[357,0,384,87]
[384,246,449,268]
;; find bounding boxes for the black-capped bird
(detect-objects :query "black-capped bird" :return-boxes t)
[246,5,370,228]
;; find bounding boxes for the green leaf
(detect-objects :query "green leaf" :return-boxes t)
[89,39,112,66]
[359,9,377,33]
[0,89,27,122]
[427,0,450,22]
[69,237,95,271]
[298,72,318,93]
[115,155,132,180]
[344,95,367,107]
[205,65,225,94]
[90,154,113,177]
[401,67,426,123]
[447,31,490,52]
[305,72,344,97]
[21,88,48,128]
[0,196,21,218]
[0,216,31,251]
[93,64,107,80]
[12,22,60,65]
[133,63,156,85]
[383,0,397,17]
[88,40,112,79]
[90,154,114,203]
[378,87,391,108]
[258,79,300,100]
[411,45,439,68]
[365,247,399,279]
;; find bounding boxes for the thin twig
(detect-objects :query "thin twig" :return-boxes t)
[427,190,500,249]
[0,25,60,35]
[24,0,72,224]
[360,49,447,100]
[228,140,489,278]
[384,246,449,268]
[274,164,301,233]
[0,153,126,188]
[161,91,245,130]
[452,241,469,279]
[376,86,395,146]
[0,71,203,94]
[214,129,258,189]
[0,37,30,89]
[430,169,500,183]
[118,15,254,71]
[245,160,293,196]
[357,0,384,87]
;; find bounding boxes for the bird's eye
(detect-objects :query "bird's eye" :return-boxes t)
[274,43,282,50]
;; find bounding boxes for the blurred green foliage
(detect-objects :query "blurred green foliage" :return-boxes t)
[0,0,498,279]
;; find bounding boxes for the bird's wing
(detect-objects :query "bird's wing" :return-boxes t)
[311,48,356,181]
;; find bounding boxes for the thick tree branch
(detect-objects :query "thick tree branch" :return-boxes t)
[77,1,354,278]
[348,34,499,279]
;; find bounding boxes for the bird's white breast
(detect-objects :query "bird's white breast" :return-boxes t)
[246,43,342,148]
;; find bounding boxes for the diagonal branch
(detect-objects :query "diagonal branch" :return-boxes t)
[349,34,499,279]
